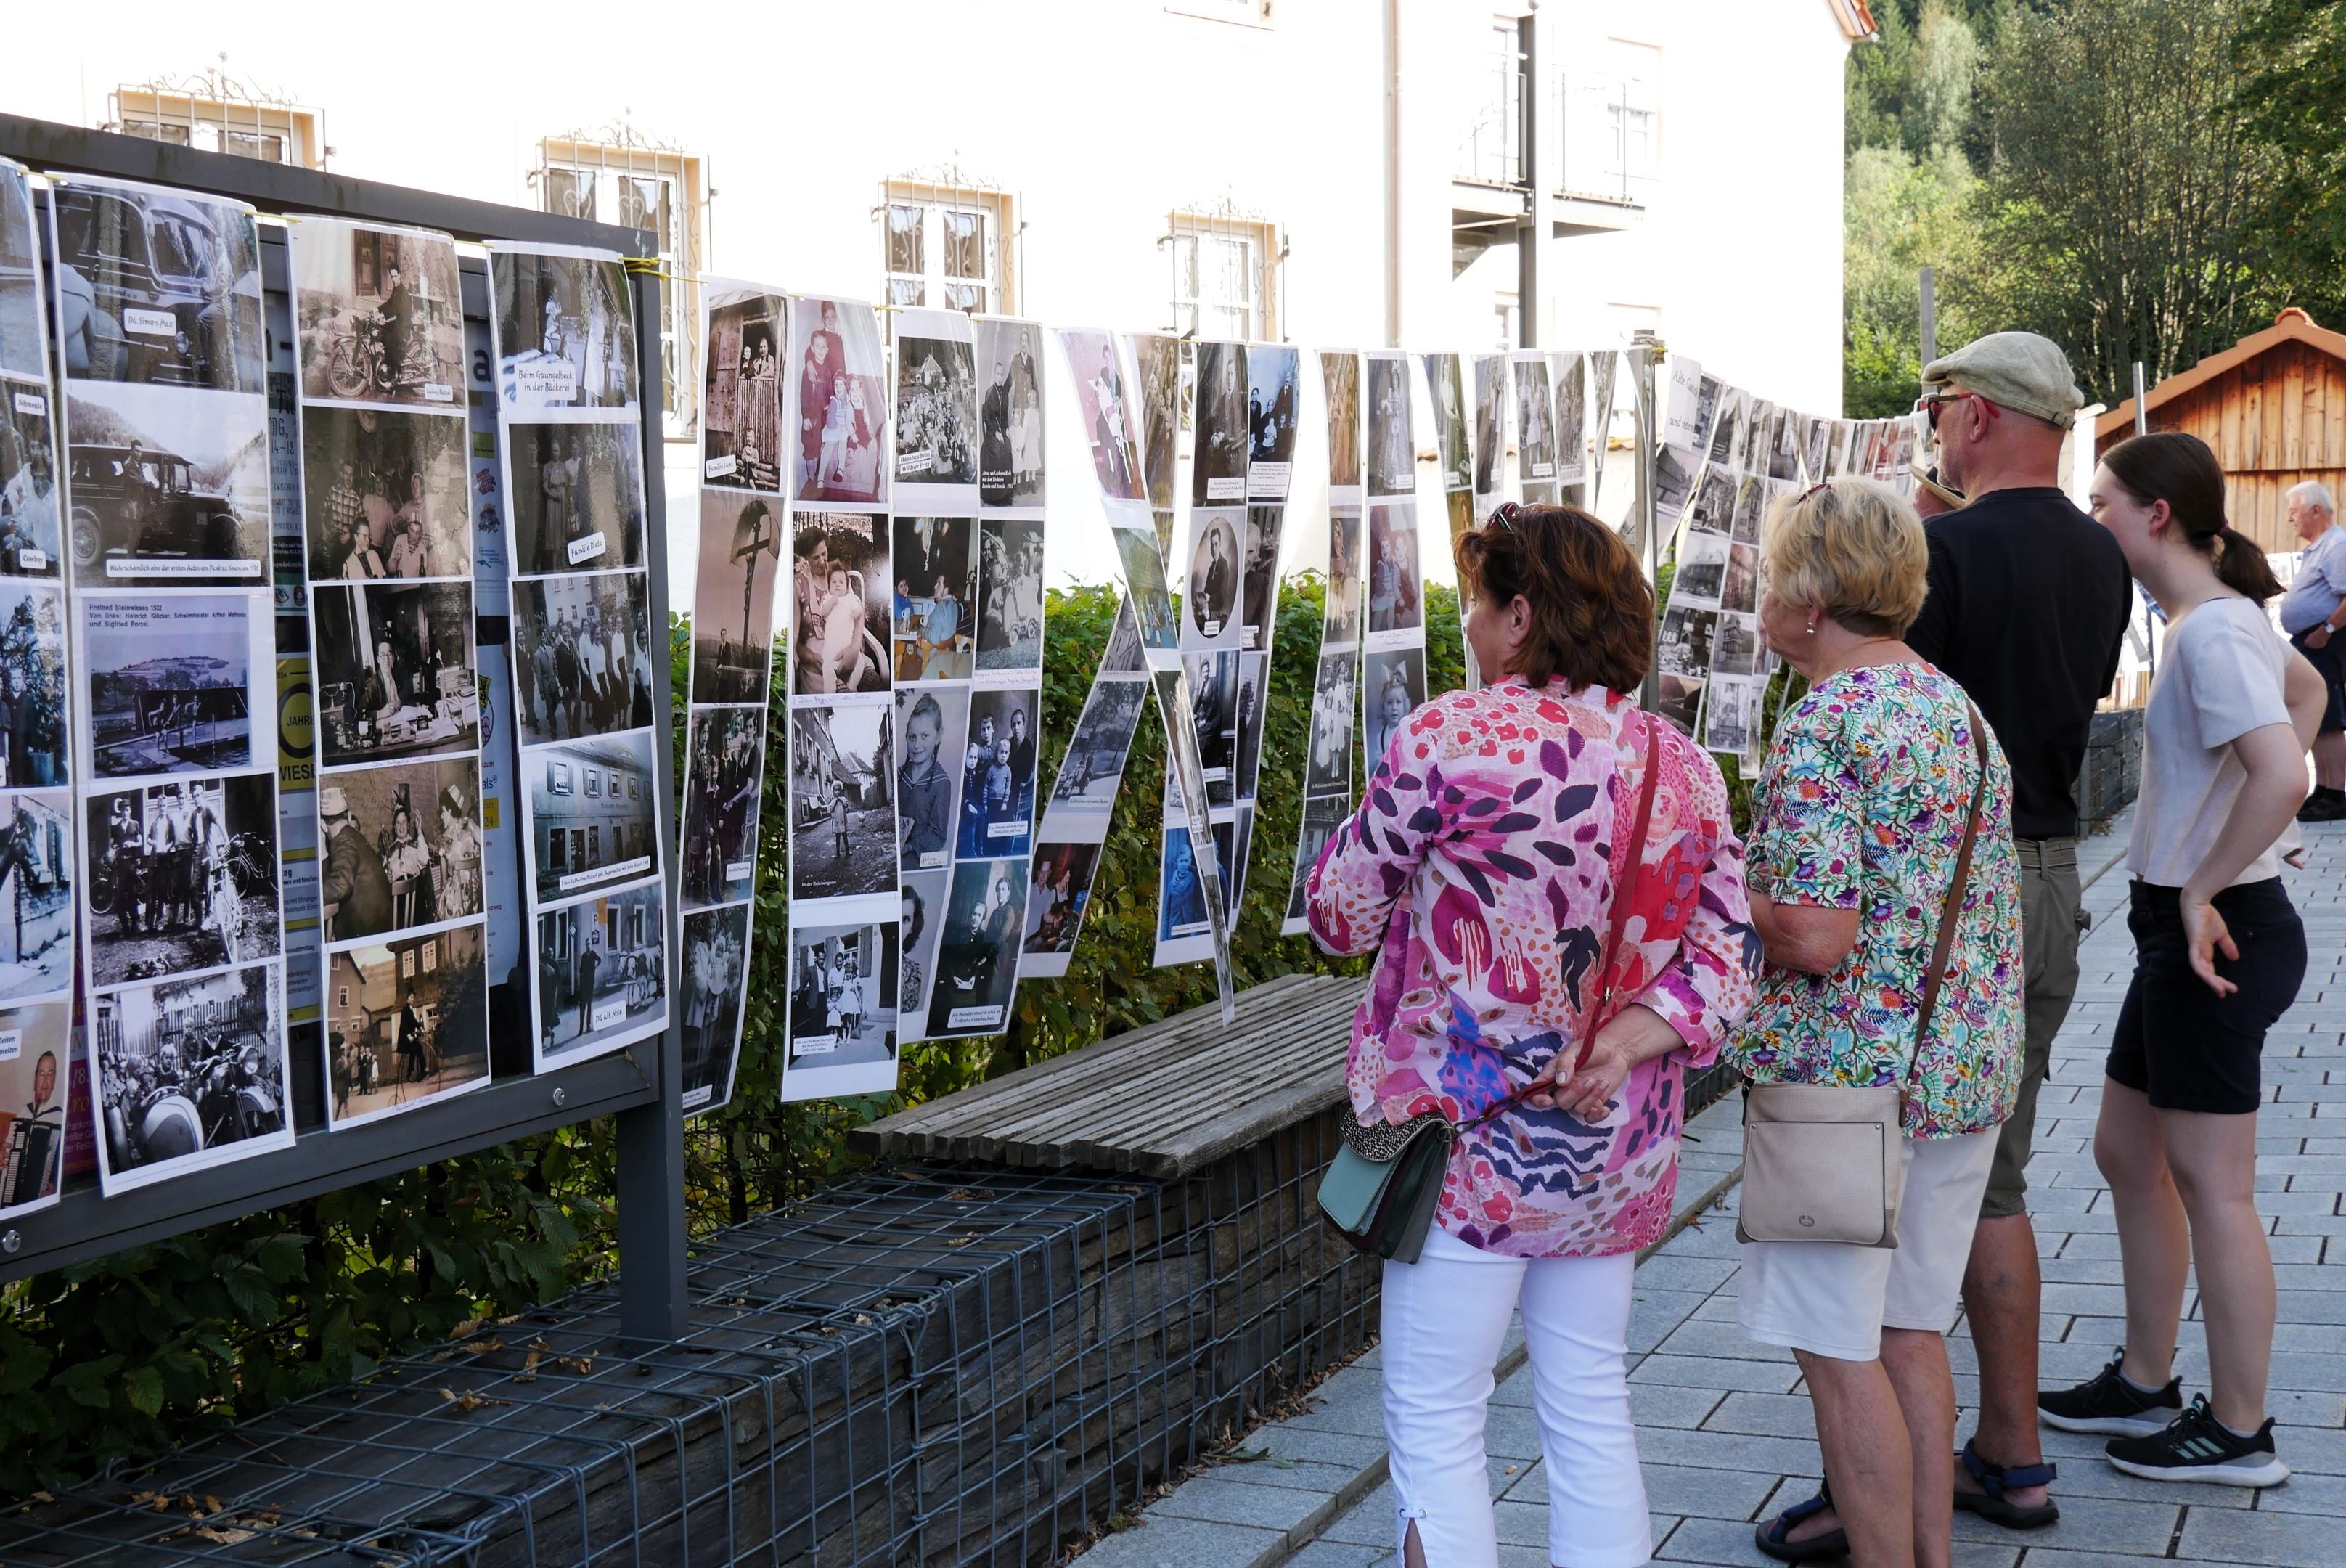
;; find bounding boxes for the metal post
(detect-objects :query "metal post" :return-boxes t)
[1630,331,1662,713]
[615,263,689,1344]
[2133,362,2149,435]
[2133,360,2157,691]
[1517,14,1537,348]
[1918,265,1937,368]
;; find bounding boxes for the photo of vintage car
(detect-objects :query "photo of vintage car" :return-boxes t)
[68,440,247,571]
[49,179,262,393]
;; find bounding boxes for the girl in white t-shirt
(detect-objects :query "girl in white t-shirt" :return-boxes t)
[2051,432,2327,1489]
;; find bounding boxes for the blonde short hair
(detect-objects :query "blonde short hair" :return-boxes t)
[1759,477,1929,638]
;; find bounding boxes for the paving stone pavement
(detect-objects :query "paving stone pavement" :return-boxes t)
[1073,814,2346,1567]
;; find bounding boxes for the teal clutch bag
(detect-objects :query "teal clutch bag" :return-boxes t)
[1317,1109,1455,1264]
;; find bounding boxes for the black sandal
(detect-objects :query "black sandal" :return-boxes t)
[1755,1485,1848,1563]
[1952,1440,2061,1529]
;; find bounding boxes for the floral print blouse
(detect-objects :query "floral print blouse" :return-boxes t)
[1730,663,2024,1138]
[1307,679,1757,1259]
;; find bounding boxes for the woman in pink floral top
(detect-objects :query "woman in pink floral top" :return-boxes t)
[1308,505,1754,1568]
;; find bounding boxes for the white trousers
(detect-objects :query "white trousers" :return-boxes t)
[1380,1225,1651,1568]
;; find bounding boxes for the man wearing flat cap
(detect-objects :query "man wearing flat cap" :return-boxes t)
[1905,331,2133,1530]
[319,784,393,942]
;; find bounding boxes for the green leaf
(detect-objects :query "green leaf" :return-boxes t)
[123,1366,165,1418]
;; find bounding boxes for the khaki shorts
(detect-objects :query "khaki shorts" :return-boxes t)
[1738,1127,2001,1361]
[1980,842,2085,1220]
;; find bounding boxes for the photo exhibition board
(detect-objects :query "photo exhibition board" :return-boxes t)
[1471,352,1511,517]
[1421,353,1476,687]
[1020,331,1178,981]
[485,240,669,1077]
[679,279,789,1116]
[780,293,900,1101]
[287,217,490,1133]
[1279,351,1365,937]
[1510,350,1559,507]
[902,311,1047,1045]
[1552,351,1589,490]
[0,159,72,1219]
[1054,327,1231,1017]
[1360,350,1428,801]
[1587,349,1620,512]
[51,172,293,1196]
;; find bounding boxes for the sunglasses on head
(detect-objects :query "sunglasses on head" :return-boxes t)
[1484,502,1521,532]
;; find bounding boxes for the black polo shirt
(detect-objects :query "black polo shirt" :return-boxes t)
[1905,486,2133,839]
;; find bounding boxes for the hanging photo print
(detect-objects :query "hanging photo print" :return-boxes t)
[1280,351,1366,936]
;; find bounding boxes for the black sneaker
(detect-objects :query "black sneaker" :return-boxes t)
[2038,1349,2182,1437]
[2105,1395,2290,1487]
[2296,790,2346,823]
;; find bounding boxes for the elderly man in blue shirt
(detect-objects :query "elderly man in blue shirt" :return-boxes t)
[2281,481,2346,821]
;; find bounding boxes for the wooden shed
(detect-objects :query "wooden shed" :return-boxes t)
[2096,309,2346,552]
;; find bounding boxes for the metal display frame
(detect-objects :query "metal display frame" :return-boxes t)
[0,114,688,1344]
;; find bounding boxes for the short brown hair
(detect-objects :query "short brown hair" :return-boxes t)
[1453,504,1653,692]
[1760,478,1928,637]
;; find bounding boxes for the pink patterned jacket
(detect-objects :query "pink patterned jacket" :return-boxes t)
[1307,679,1757,1257]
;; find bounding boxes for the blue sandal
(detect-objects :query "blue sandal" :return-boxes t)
[1754,1485,1847,1563]
[1952,1440,2061,1530]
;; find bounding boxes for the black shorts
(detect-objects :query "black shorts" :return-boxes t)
[2290,629,2346,733]
[2109,878,2305,1114]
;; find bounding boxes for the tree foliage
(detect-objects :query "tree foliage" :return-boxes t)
[2236,0,2346,330]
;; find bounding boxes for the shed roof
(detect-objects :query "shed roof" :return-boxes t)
[2096,310,2346,443]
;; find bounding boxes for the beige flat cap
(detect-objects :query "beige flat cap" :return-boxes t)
[1920,332,2084,429]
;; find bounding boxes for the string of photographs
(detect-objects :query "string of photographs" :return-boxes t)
[1056,327,1233,1016]
[1423,354,1478,687]
[896,312,1048,1050]
[1360,351,1429,794]
[0,160,73,1220]
[287,216,489,1133]
[1021,332,1178,980]
[679,279,788,1117]
[486,241,669,1076]
[1153,340,1300,968]
[54,173,293,1196]
[780,295,901,1102]
[1279,351,1365,937]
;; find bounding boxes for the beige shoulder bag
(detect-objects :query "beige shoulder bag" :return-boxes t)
[1736,707,1990,1249]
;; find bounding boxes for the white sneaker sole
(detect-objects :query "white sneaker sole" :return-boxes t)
[2040,1408,2175,1437]
[2106,1453,2292,1488]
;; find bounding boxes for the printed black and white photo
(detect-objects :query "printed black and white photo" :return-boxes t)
[64,382,267,587]
[791,296,887,506]
[1191,341,1248,505]
[1233,652,1267,800]
[1241,505,1286,651]
[0,166,42,383]
[1731,475,1767,546]
[1285,793,1349,923]
[293,221,462,407]
[1770,407,1803,481]
[1063,329,1138,501]
[958,685,1038,858]
[83,774,278,989]
[927,858,1026,1037]
[1657,673,1704,738]
[535,881,666,1063]
[1737,399,1773,475]
[81,591,254,782]
[792,510,891,696]
[1805,415,1834,484]
[692,491,781,705]
[93,962,287,1191]
[1366,355,1413,497]
[1470,355,1508,499]
[895,685,968,873]
[1554,352,1589,484]
[894,326,978,494]
[1365,646,1426,767]
[1701,675,1757,756]
[0,392,60,577]
[302,406,469,581]
[0,791,71,997]
[312,581,480,767]
[1047,678,1145,822]
[681,902,751,1114]
[0,580,63,788]
[0,999,70,1215]
[1023,841,1099,959]
[1686,467,1736,539]
[1322,351,1362,491]
[1184,650,1238,801]
[1366,502,1422,636]
[898,868,947,1033]
[1306,651,1357,793]
[315,757,482,946]
[1658,605,1718,679]
[49,177,263,393]
[1708,388,1745,468]
[1722,542,1759,615]
[1157,826,1209,942]
[787,920,899,1087]
[1423,354,1469,492]
[510,571,653,748]
[1248,343,1301,497]
[1131,334,1181,508]
[1324,510,1363,645]
[326,922,487,1127]
[509,421,646,577]
[682,706,764,910]
[788,698,895,902]
[525,731,659,906]
[702,291,785,491]
[1102,594,1146,674]
[1712,611,1766,677]
[1185,508,1241,642]
[1111,526,1178,650]
[976,517,1045,671]
[492,248,637,411]
[978,318,1045,509]
[892,515,976,682]
[1516,359,1556,483]
[1654,442,1696,524]
[1675,531,1728,604]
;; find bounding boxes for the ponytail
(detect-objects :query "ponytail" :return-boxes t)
[2102,432,2281,603]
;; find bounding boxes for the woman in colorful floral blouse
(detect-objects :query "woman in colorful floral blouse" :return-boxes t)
[1733,479,2024,1567]
[1308,504,1756,1568]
